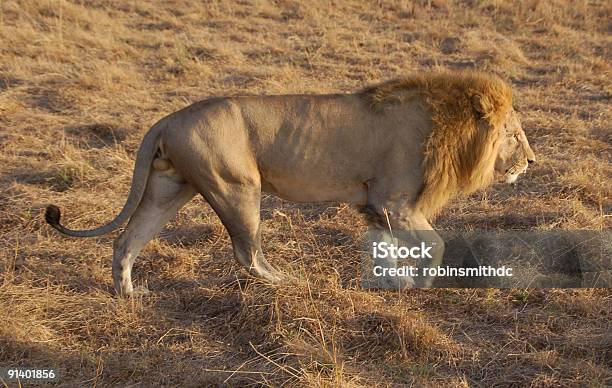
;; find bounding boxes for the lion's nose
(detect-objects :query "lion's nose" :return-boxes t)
[527,158,535,164]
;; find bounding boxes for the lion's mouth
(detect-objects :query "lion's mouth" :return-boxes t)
[504,163,528,184]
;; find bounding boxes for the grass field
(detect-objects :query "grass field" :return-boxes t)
[1,0,610,386]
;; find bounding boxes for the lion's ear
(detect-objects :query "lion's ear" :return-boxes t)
[471,92,503,122]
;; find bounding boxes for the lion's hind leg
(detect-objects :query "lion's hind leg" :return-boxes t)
[112,169,195,296]
[197,180,284,285]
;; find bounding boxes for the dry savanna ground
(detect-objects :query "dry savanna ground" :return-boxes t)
[1,0,611,386]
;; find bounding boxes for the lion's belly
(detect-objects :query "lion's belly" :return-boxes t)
[260,174,368,205]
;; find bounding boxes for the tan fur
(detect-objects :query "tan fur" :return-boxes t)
[362,71,514,217]
[46,70,533,294]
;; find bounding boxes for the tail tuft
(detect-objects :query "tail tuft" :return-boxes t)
[45,205,61,227]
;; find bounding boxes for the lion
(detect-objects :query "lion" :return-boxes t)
[45,70,536,295]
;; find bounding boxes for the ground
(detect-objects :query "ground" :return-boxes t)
[0,0,610,386]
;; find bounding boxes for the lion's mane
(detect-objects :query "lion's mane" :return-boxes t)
[361,71,514,218]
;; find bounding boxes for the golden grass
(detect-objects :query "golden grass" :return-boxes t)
[0,0,610,386]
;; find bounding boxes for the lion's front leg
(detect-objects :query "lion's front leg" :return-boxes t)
[361,202,444,289]
[362,227,415,290]
[392,211,445,288]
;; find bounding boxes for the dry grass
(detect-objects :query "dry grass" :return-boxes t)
[0,0,610,386]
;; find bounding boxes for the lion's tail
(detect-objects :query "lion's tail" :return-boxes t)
[44,120,166,238]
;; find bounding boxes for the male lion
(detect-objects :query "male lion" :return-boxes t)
[45,71,535,295]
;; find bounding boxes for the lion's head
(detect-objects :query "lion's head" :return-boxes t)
[494,107,536,184]
[414,71,535,217]
[363,70,535,218]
